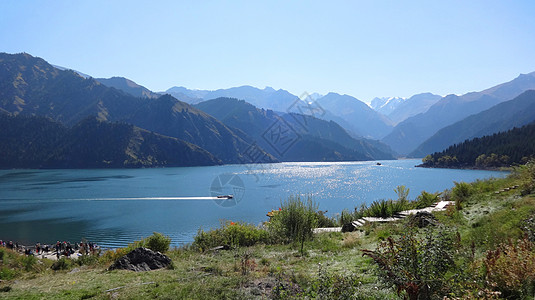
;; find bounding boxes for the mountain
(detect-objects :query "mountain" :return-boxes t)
[166,85,300,112]
[0,52,275,165]
[0,52,145,126]
[370,96,406,116]
[382,71,535,155]
[52,64,90,78]
[386,93,442,125]
[127,94,276,164]
[419,122,535,169]
[96,77,160,99]
[0,114,221,168]
[167,86,397,140]
[315,93,394,139]
[411,90,535,158]
[195,98,395,161]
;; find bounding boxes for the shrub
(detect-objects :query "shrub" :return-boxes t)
[51,257,73,271]
[338,204,367,226]
[414,191,440,209]
[193,221,269,251]
[517,159,535,195]
[362,226,457,299]
[126,232,171,253]
[268,195,318,254]
[316,210,337,227]
[20,255,38,272]
[394,185,410,202]
[76,254,99,266]
[0,267,18,280]
[452,181,473,210]
[145,232,171,253]
[523,215,535,243]
[306,264,361,299]
[366,199,390,218]
[100,248,128,264]
[484,238,535,298]
[366,199,408,218]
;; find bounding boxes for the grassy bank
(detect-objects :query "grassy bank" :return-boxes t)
[1,162,535,299]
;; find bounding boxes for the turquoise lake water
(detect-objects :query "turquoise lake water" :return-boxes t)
[0,159,507,248]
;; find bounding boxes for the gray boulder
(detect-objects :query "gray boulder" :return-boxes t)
[108,247,172,272]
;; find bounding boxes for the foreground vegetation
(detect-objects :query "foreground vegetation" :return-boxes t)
[1,162,535,299]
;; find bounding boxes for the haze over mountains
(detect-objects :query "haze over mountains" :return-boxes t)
[195,98,395,162]
[2,52,535,168]
[382,71,535,155]
[410,90,535,158]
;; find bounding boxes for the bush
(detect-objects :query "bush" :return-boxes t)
[145,232,171,253]
[484,238,535,298]
[127,232,171,253]
[366,199,390,218]
[452,181,474,210]
[51,257,73,271]
[366,199,408,218]
[517,159,535,195]
[0,267,18,280]
[316,210,337,227]
[394,185,410,202]
[338,204,367,226]
[306,265,361,299]
[414,191,440,209]
[20,255,38,272]
[362,226,457,299]
[100,248,128,264]
[268,195,318,254]
[193,221,269,251]
[76,254,99,266]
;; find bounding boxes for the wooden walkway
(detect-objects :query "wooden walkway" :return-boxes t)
[313,201,454,234]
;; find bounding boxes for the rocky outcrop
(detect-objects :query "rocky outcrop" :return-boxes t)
[108,247,172,272]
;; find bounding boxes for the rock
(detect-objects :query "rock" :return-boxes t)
[408,211,437,228]
[108,247,172,272]
[341,222,357,233]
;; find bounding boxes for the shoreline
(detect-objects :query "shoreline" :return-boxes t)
[415,163,512,172]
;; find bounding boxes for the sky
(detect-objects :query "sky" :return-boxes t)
[1,1,535,103]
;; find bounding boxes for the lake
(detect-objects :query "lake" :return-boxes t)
[0,159,507,248]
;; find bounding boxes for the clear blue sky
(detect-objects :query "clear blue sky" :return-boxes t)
[2,1,535,102]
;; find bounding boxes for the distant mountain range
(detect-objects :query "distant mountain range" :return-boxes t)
[385,93,442,125]
[166,86,395,140]
[4,52,534,168]
[195,98,395,162]
[382,71,535,155]
[315,93,394,139]
[166,85,299,113]
[0,52,394,168]
[370,96,406,116]
[410,90,535,158]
